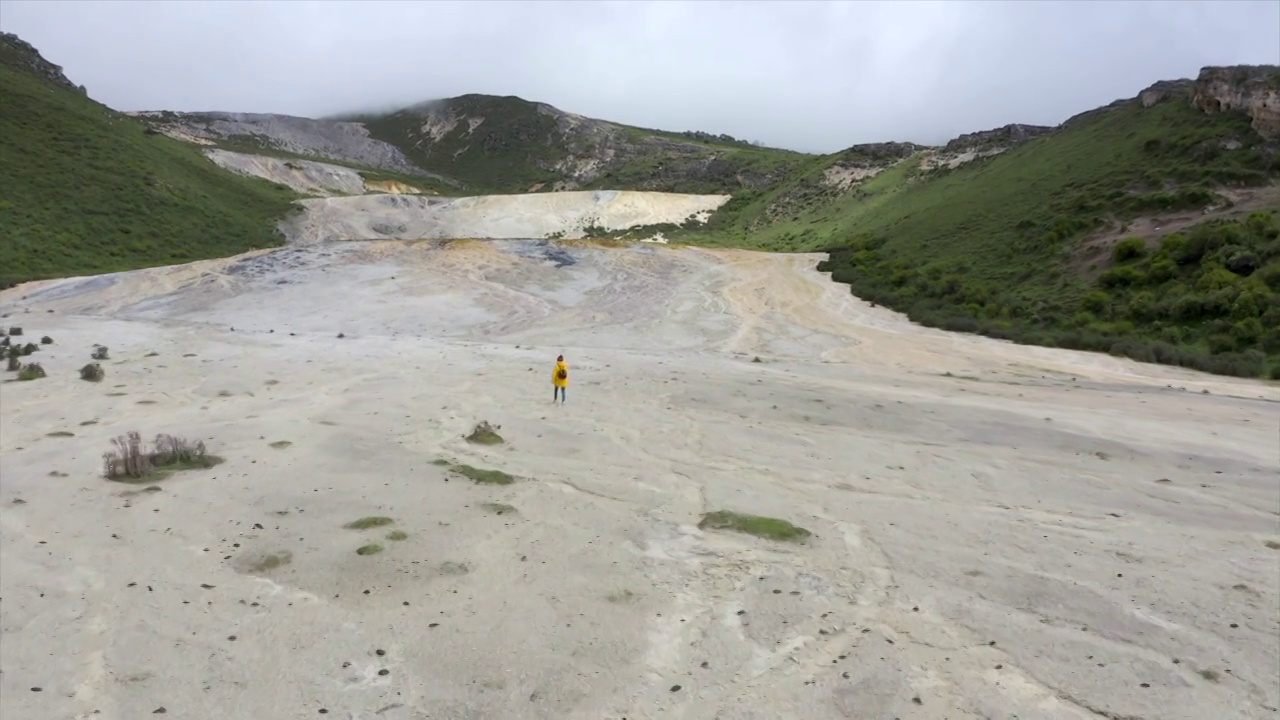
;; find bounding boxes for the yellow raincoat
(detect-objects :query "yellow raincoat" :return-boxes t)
[552,360,569,388]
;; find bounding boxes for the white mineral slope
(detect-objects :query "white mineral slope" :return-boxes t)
[280,190,732,243]
[1,239,1277,720]
[203,149,427,197]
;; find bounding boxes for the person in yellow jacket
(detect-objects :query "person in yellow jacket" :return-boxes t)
[552,354,569,404]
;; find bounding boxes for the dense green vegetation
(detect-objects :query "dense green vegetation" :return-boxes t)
[0,59,299,289]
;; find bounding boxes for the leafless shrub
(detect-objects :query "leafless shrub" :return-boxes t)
[152,433,208,466]
[103,431,153,480]
[102,431,220,481]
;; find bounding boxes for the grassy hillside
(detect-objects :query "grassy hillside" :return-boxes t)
[670,92,1279,377]
[0,42,299,289]
[356,94,813,194]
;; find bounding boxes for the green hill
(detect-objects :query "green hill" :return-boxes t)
[0,33,299,289]
[666,72,1280,378]
[353,94,814,194]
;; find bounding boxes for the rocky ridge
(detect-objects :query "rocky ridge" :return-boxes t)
[1192,65,1280,140]
[0,32,81,92]
[129,110,452,182]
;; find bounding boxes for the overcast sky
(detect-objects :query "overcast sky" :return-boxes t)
[2,0,1277,152]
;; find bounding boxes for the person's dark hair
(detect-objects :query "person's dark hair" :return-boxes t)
[557,355,564,361]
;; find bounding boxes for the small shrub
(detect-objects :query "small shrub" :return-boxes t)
[91,345,109,360]
[17,363,46,381]
[20,342,38,356]
[249,551,292,572]
[698,510,811,542]
[465,421,504,445]
[452,464,515,485]
[355,544,383,556]
[1112,237,1147,263]
[345,516,394,530]
[8,327,22,336]
[152,434,217,468]
[40,336,53,345]
[6,356,19,372]
[80,363,105,382]
[386,530,408,541]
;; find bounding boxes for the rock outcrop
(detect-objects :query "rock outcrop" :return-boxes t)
[1138,79,1195,108]
[943,124,1053,153]
[1192,65,1280,140]
[0,32,81,92]
[129,111,450,181]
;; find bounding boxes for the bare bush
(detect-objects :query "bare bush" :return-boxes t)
[152,433,209,466]
[104,431,152,479]
[102,431,219,481]
[80,363,105,382]
[91,345,109,360]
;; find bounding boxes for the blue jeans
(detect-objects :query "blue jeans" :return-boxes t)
[554,386,566,402]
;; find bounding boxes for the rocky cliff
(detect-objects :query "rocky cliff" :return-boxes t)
[0,32,81,92]
[1192,65,1280,140]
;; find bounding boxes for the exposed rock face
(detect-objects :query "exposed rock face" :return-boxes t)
[1139,79,1195,108]
[942,124,1052,153]
[914,125,1051,172]
[1192,65,1280,140]
[0,32,81,92]
[129,111,449,181]
[821,142,925,188]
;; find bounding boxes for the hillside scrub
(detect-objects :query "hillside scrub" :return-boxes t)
[821,211,1280,377]
[0,60,299,288]
[803,98,1279,378]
